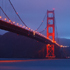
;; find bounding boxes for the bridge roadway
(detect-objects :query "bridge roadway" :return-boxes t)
[0,20,59,47]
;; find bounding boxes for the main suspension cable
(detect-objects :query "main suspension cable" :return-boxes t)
[9,0,28,27]
[0,7,12,22]
[39,26,47,33]
[35,11,47,31]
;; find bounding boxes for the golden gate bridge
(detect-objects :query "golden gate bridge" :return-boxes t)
[0,0,68,59]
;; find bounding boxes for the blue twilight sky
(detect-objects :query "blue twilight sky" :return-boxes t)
[0,0,70,39]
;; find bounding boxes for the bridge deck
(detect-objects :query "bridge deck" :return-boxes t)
[0,20,58,46]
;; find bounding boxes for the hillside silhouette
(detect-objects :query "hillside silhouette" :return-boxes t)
[0,32,69,58]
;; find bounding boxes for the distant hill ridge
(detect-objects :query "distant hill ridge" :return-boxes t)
[0,32,70,46]
[0,32,46,58]
[0,32,69,58]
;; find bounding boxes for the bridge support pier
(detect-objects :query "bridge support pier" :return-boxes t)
[46,44,55,59]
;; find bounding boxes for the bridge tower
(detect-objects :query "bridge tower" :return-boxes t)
[46,10,55,59]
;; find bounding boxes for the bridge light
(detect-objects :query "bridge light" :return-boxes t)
[26,27,28,29]
[33,31,35,36]
[53,8,55,10]
[23,26,25,28]
[60,45,63,47]
[29,28,30,30]
[4,18,7,20]
[17,23,19,25]
[63,46,68,48]
[0,16,2,19]
[9,20,11,22]
[48,44,50,46]
[13,21,15,24]
[20,25,22,27]
[42,21,43,22]
[54,41,56,43]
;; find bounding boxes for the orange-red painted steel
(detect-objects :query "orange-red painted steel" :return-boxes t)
[46,10,55,58]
